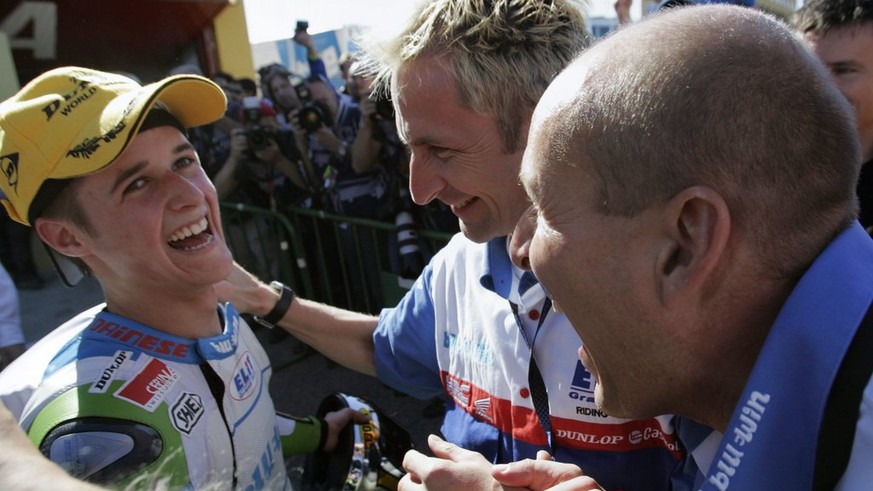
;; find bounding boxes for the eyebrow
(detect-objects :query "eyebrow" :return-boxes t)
[109,141,194,195]
[408,135,433,147]
[110,161,147,195]
[408,134,456,152]
[829,60,860,69]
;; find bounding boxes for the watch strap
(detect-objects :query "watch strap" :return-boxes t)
[256,281,295,328]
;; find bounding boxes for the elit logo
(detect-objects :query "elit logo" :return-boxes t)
[0,153,19,193]
[231,352,258,401]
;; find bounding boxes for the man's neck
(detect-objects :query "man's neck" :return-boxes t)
[103,287,223,339]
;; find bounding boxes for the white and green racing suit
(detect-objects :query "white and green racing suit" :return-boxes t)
[0,303,324,490]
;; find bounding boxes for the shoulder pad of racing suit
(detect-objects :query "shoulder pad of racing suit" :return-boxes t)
[39,416,162,486]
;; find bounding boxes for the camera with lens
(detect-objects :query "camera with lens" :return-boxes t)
[290,77,329,133]
[242,96,275,151]
[297,102,329,133]
[245,126,276,151]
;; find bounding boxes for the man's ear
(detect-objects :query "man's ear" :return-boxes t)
[656,186,730,307]
[33,218,89,259]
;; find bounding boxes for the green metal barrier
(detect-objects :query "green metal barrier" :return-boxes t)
[219,202,315,299]
[282,205,454,313]
[219,202,454,313]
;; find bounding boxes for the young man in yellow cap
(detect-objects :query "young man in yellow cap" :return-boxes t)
[0,66,364,489]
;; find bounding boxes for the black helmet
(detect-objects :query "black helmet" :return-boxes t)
[301,392,414,491]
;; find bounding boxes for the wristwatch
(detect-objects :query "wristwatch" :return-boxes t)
[254,281,295,328]
[337,140,349,158]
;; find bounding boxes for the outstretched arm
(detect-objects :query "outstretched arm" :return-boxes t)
[0,401,104,490]
[293,28,328,80]
[214,262,380,376]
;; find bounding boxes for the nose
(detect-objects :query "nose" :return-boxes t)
[509,206,536,270]
[167,172,207,210]
[408,152,444,205]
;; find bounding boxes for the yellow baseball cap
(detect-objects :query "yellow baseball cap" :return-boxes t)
[0,66,227,226]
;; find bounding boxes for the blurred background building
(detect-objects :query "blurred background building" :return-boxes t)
[2,0,800,92]
[1,0,254,85]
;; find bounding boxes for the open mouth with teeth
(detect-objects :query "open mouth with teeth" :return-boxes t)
[167,217,215,251]
[452,197,476,213]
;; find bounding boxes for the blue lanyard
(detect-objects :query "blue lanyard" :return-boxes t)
[510,297,553,453]
[700,224,873,490]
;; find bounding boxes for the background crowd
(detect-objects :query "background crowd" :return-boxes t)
[168,25,460,314]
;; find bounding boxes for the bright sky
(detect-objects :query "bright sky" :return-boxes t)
[242,0,632,44]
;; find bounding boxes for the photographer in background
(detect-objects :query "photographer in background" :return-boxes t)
[350,63,459,237]
[168,65,239,181]
[260,21,329,127]
[211,71,245,126]
[240,77,258,98]
[213,96,317,209]
[290,73,393,311]
[291,74,392,218]
[260,64,304,127]
[349,62,406,178]
[338,51,358,99]
[212,95,318,284]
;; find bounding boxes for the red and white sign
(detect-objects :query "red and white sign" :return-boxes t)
[115,358,179,412]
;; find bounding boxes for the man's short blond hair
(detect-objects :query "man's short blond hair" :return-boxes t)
[360,0,589,153]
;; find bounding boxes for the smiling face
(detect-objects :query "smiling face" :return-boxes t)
[269,75,302,112]
[520,148,652,417]
[395,56,530,243]
[517,78,679,419]
[48,126,233,298]
[805,23,873,161]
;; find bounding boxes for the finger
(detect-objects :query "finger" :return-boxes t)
[427,435,466,459]
[426,434,453,456]
[536,450,553,461]
[349,408,370,423]
[324,408,364,426]
[426,433,480,463]
[402,449,433,479]
[398,472,423,491]
[544,476,604,491]
[492,459,588,489]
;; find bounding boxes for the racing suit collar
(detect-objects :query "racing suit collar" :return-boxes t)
[82,304,244,364]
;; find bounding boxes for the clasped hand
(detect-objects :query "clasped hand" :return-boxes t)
[399,435,602,491]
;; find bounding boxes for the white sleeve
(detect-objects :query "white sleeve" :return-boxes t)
[0,265,24,348]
